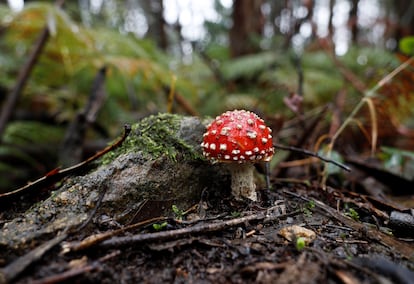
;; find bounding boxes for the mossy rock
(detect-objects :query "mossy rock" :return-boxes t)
[103,113,206,163]
[0,113,230,249]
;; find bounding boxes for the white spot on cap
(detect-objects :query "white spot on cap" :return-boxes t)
[211,129,217,135]
[236,124,242,130]
[209,143,216,150]
[250,155,256,160]
[203,132,209,137]
[247,119,254,125]
[231,149,240,155]
[204,142,209,148]
[259,125,266,130]
[224,155,231,160]
[246,131,257,139]
[245,150,252,156]
[253,147,259,153]
[220,127,231,136]
[268,134,272,139]
[233,156,238,161]
[219,144,227,151]
[240,155,245,160]
[216,120,223,125]
[262,138,268,144]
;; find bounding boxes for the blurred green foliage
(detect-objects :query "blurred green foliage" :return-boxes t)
[0,2,408,191]
[399,36,414,55]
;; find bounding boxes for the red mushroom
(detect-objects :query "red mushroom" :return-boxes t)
[201,110,274,201]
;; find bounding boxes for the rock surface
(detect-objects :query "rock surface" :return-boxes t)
[0,113,229,249]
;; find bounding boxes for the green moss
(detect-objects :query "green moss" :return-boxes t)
[102,113,203,164]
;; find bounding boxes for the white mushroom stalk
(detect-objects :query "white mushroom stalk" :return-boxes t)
[228,163,257,201]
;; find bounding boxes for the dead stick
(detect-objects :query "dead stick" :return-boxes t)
[0,124,131,200]
[0,0,66,140]
[274,143,351,172]
[0,231,68,284]
[98,208,299,249]
[63,216,168,252]
[29,250,120,284]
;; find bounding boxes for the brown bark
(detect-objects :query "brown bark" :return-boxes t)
[392,0,414,42]
[142,0,167,50]
[328,0,334,38]
[349,0,359,43]
[229,0,264,57]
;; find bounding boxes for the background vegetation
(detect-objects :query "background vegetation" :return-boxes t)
[0,0,413,192]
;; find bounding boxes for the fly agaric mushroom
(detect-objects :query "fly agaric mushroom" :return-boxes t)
[201,110,274,201]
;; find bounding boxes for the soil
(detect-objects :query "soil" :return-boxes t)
[1,183,413,284]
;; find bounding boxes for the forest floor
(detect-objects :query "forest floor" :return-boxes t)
[2,181,413,284]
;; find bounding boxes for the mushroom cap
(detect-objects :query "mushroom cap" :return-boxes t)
[201,110,274,163]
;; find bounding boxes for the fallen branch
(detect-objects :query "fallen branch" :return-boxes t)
[30,250,120,284]
[96,206,300,249]
[63,216,169,253]
[0,231,68,284]
[62,206,299,253]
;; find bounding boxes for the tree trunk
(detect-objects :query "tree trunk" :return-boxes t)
[141,0,167,50]
[349,0,359,43]
[328,0,334,38]
[392,0,414,43]
[229,0,264,57]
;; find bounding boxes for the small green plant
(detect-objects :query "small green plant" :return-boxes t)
[231,211,241,218]
[152,221,168,231]
[295,237,306,251]
[345,208,360,221]
[307,200,315,209]
[303,200,315,218]
[172,205,184,220]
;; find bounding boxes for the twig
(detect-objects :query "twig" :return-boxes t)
[0,124,131,201]
[0,0,66,141]
[59,66,108,166]
[166,76,177,114]
[274,143,351,172]
[174,91,199,116]
[163,85,199,116]
[29,250,120,284]
[275,106,329,180]
[0,230,68,284]
[193,43,227,86]
[320,40,367,94]
[293,53,304,98]
[62,216,169,253]
[98,207,300,249]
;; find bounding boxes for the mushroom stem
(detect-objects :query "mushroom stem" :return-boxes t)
[228,163,257,201]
